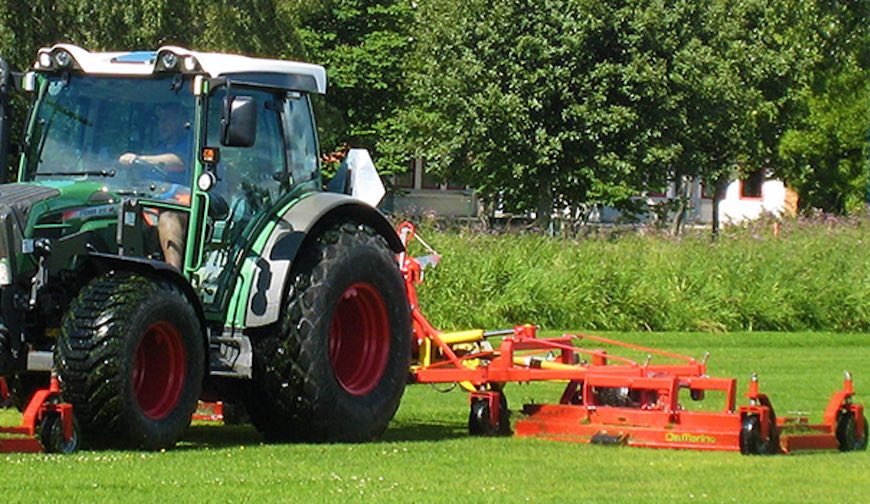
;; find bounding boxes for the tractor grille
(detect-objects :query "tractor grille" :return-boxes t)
[0,184,60,284]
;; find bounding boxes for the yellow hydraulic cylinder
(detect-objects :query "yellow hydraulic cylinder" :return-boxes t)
[439,329,485,345]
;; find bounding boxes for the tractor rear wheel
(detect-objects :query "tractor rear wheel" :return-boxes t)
[56,274,204,450]
[245,223,411,442]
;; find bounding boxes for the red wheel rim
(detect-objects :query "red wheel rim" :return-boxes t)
[329,282,390,396]
[132,322,187,420]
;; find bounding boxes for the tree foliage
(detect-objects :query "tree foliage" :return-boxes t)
[0,0,866,217]
[293,0,415,171]
[777,0,870,213]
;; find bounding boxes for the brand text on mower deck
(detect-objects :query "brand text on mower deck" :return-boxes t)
[0,44,411,451]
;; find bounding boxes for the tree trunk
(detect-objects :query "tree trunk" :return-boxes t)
[535,170,553,233]
[670,175,689,236]
[711,175,728,239]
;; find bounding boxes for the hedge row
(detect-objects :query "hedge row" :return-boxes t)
[409,215,870,333]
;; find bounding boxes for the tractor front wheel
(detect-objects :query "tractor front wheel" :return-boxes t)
[56,274,204,450]
[245,224,411,442]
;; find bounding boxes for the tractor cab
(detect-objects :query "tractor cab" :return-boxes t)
[0,45,326,317]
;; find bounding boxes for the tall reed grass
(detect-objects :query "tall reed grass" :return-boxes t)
[410,214,870,332]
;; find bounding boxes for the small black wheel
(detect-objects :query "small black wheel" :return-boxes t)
[836,411,868,452]
[39,412,79,454]
[739,415,770,455]
[468,394,510,436]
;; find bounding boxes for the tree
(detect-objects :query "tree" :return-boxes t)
[398,0,820,233]
[292,0,415,173]
[396,0,679,227]
[777,0,870,213]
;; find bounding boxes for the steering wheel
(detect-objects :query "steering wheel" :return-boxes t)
[130,156,168,180]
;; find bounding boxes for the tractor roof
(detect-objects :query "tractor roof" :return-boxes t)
[33,43,327,94]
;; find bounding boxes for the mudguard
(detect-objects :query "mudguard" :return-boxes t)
[87,252,207,327]
[242,192,402,328]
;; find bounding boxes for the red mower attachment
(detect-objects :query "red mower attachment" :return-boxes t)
[397,221,867,455]
[0,373,78,453]
[193,401,225,423]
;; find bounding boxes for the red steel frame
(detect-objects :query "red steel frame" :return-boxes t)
[398,221,866,454]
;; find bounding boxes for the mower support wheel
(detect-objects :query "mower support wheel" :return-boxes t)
[836,410,868,452]
[739,415,771,455]
[469,393,511,436]
[39,412,79,454]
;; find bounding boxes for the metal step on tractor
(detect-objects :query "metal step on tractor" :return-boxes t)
[0,44,411,451]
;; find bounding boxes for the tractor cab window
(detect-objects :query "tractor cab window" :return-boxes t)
[285,94,319,190]
[23,74,195,203]
[205,86,285,241]
[197,86,286,306]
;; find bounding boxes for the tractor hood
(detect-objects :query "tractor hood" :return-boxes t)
[0,181,118,284]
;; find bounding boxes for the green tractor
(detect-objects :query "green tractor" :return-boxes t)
[0,44,411,450]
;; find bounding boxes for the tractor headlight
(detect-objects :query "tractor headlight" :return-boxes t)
[35,48,78,71]
[160,52,178,71]
[37,52,52,69]
[54,50,73,68]
[155,50,199,74]
[183,56,198,72]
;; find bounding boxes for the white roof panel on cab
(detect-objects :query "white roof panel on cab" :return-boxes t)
[34,43,327,94]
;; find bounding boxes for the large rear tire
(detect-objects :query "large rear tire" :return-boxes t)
[56,274,204,450]
[245,223,411,442]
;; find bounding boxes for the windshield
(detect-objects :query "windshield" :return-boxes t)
[23,74,195,203]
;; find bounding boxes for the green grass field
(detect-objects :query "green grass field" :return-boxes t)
[2,332,868,502]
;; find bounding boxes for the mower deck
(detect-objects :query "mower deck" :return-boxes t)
[398,221,867,455]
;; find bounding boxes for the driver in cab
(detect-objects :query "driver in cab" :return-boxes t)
[117,105,192,269]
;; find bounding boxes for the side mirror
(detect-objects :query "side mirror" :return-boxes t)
[221,95,257,147]
[22,72,36,93]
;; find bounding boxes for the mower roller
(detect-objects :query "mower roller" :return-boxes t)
[398,221,867,455]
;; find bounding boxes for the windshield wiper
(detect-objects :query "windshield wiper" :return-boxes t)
[35,169,116,177]
[113,188,155,197]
